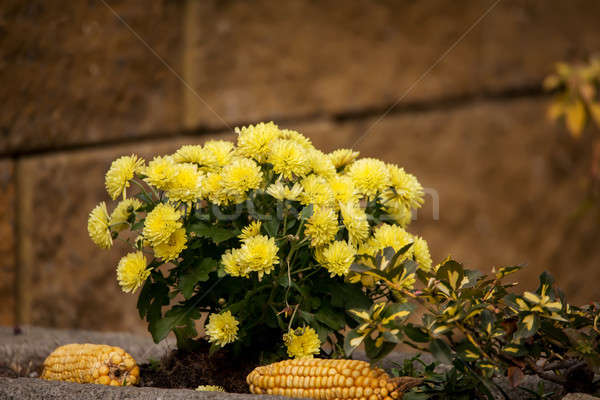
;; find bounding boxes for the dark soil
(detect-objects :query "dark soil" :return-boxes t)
[139,342,256,393]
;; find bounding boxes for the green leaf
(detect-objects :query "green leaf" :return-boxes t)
[137,279,154,319]
[264,216,280,237]
[381,303,414,324]
[388,242,414,269]
[494,265,522,280]
[299,204,314,220]
[404,324,430,343]
[131,219,145,231]
[350,263,372,273]
[436,260,464,291]
[514,313,540,340]
[429,339,453,365]
[315,307,346,330]
[502,343,526,357]
[179,258,217,299]
[344,330,365,356]
[188,222,239,244]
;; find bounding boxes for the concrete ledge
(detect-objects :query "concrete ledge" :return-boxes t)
[0,326,173,376]
[0,377,289,400]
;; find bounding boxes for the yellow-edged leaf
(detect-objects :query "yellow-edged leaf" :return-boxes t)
[523,314,535,330]
[547,100,565,120]
[565,99,586,138]
[589,102,600,127]
[348,309,370,321]
[523,291,541,304]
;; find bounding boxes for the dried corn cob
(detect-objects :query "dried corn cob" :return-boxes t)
[41,343,139,386]
[247,358,421,400]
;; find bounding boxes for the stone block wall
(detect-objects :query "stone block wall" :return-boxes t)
[1,0,600,333]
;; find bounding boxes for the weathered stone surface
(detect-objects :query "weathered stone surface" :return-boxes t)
[335,98,599,304]
[185,0,600,128]
[0,377,275,400]
[26,135,232,333]
[0,160,15,326]
[0,1,183,154]
[0,326,174,377]
[562,394,600,400]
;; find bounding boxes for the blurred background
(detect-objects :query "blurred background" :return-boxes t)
[2,0,600,334]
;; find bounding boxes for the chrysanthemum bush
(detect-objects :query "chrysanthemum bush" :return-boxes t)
[87,121,432,361]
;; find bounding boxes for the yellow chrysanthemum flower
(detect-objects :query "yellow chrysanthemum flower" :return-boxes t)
[266,181,303,202]
[236,121,281,162]
[116,251,150,293]
[304,207,339,247]
[316,240,356,277]
[153,228,187,262]
[196,385,225,392]
[283,327,321,359]
[360,223,414,267]
[412,236,432,271]
[142,203,182,246]
[384,200,413,227]
[346,158,389,200]
[110,198,142,232]
[172,145,216,166]
[339,202,370,246]
[105,155,145,200]
[87,202,113,249]
[328,149,360,169]
[220,158,264,204]
[328,175,358,205]
[221,248,247,278]
[300,175,335,207]
[237,235,280,280]
[144,156,177,191]
[307,149,336,178]
[279,129,313,149]
[382,164,424,210]
[166,163,203,203]
[203,140,235,168]
[268,139,311,179]
[202,173,227,205]
[205,311,239,347]
[239,220,262,241]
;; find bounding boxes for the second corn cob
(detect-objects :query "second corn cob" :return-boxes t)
[247,358,421,400]
[41,343,139,386]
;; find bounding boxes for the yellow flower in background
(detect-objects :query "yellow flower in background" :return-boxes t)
[280,129,313,149]
[283,327,321,359]
[220,158,264,203]
[316,240,356,277]
[144,156,177,191]
[205,311,239,347]
[88,202,113,249]
[371,223,413,254]
[173,145,216,167]
[110,198,142,232]
[154,228,187,262]
[346,158,389,200]
[238,235,280,280]
[300,175,335,207]
[328,175,358,205]
[236,121,281,162]
[412,236,433,272]
[328,149,360,169]
[307,149,336,178]
[268,139,311,179]
[196,385,225,392]
[221,248,247,277]
[166,163,203,203]
[105,154,145,200]
[339,202,369,246]
[116,251,150,293]
[143,203,182,246]
[266,181,303,201]
[203,140,235,168]
[382,164,424,210]
[304,207,339,247]
[239,220,262,241]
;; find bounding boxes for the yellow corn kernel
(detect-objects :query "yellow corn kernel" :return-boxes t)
[41,344,138,386]
[247,358,408,400]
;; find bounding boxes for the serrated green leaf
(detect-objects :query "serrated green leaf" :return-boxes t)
[179,258,217,299]
[188,222,239,244]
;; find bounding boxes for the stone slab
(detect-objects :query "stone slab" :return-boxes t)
[0,160,15,326]
[562,394,600,400]
[0,0,183,154]
[0,326,174,378]
[185,0,600,127]
[340,97,600,305]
